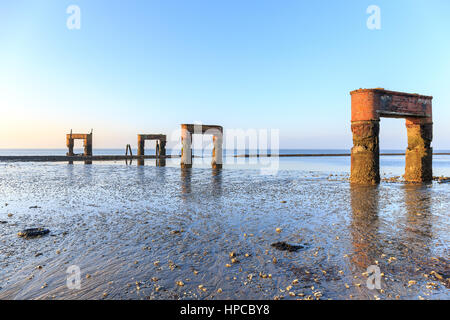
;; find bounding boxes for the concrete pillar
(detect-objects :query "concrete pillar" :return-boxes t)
[212,134,223,169]
[84,134,93,156]
[159,140,167,156]
[66,136,74,164]
[350,121,380,184]
[350,89,380,184]
[157,140,167,167]
[84,134,92,164]
[137,135,145,166]
[181,128,192,168]
[404,119,433,182]
[137,135,145,156]
[66,137,74,156]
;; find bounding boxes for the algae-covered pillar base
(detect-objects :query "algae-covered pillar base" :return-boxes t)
[405,119,433,183]
[351,120,380,184]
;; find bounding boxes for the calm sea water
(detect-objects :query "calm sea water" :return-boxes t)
[2,148,450,156]
[0,150,448,300]
[3,149,450,177]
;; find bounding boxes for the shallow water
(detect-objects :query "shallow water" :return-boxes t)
[0,157,448,300]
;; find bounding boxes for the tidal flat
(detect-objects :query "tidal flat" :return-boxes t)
[0,159,448,300]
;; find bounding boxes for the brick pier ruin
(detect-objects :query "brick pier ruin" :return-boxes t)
[350,88,433,184]
[180,124,223,169]
[66,130,93,164]
[137,134,167,166]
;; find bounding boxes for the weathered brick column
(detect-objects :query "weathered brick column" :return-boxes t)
[405,118,433,182]
[351,121,380,184]
[212,134,223,169]
[350,88,433,184]
[158,140,167,157]
[157,140,167,167]
[84,134,93,157]
[66,135,75,156]
[137,135,145,157]
[84,133,93,164]
[180,126,192,169]
[350,90,381,184]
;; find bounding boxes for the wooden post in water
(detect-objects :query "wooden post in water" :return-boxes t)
[125,144,133,165]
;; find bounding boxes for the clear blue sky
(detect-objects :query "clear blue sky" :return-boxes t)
[1,0,449,149]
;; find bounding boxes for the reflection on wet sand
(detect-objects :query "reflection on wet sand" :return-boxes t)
[403,184,433,244]
[180,168,192,196]
[180,168,223,198]
[402,184,433,270]
[211,169,222,196]
[137,159,166,167]
[156,158,166,167]
[350,185,381,269]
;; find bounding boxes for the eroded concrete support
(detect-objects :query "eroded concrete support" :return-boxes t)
[137,135,145,157]
[66,136,75,157]
[405,119,433,182]
[351,121,380,184]
[137,135,145,166]
[84,134,93,164]
[84,135,93,156]
[180,128,192,169]
[157,140,167,167]
[212,134,223,169]
[159,140,167,156]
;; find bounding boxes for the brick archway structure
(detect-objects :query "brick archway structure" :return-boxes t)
[137,134,167,166]
[66,131,93,157]
[66,130,93,164]
[350,88,433,184]
[180,124,223,169]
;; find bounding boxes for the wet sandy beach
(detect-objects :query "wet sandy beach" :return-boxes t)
[0,161,448,300]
